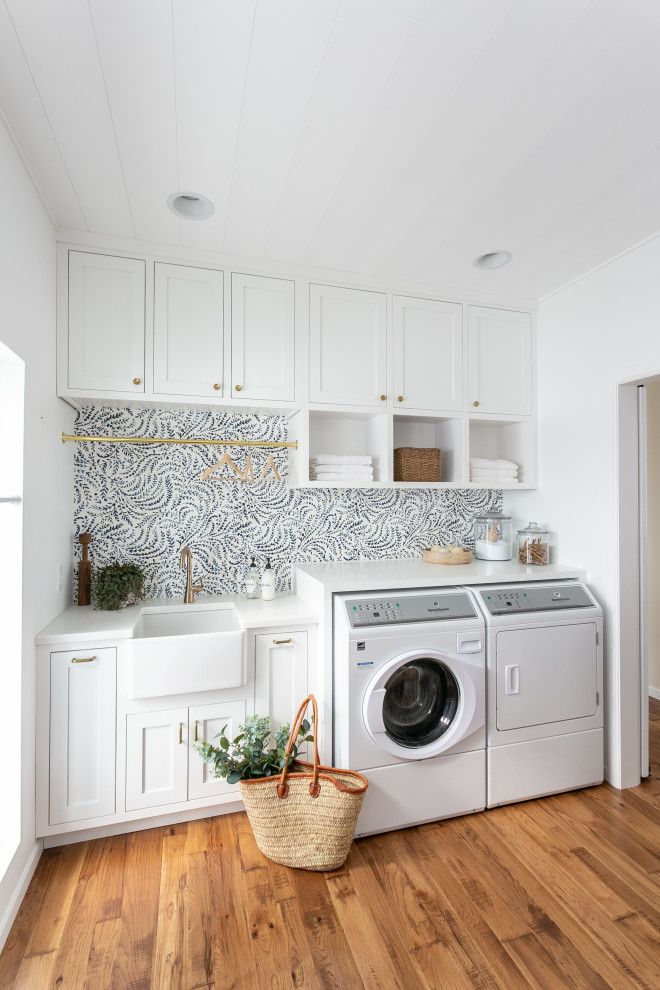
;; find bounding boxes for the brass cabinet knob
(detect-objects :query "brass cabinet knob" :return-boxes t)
[473,400,480,407]
[235,385,242,392]
[380,394,387,401]
[397,396,404,402]
[133,378,141,385]
[213,383,221,390]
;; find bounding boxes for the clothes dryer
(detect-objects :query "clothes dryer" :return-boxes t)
[466,581,604,807]
[333,588,486,836]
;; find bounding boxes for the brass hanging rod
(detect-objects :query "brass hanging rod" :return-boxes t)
[61,433,297,449]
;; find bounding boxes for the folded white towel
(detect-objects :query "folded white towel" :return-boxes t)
[470,477,519,486]
[470,467,518,479]
[310,473,374,483]
[312,454,372,466]
[312,463,373,476]
[469,458,518,470]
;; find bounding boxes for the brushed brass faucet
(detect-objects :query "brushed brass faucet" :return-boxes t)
[180,546,204,604]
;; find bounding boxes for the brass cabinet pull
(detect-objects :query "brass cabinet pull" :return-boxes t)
[194,720,199,742]
[235,385,242,391]
[72,656,96,663]
[133,378,141,385]
[179,722,183,744]
[473,400,480,407]
[213,383,221,390]
[380,394,386,401]
[273,638,292,645]
[397,395,404,402]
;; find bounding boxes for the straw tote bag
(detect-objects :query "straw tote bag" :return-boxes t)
[239,695,368,871]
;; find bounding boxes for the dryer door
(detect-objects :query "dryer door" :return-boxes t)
[363,650,482,759]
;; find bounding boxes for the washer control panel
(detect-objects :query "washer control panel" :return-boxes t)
[480,584,594,615]
[345,592,476,627]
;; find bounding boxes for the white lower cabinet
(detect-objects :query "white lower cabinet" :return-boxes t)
[49,648,117,825]
[254,630,308,743]
[125,699,246,811]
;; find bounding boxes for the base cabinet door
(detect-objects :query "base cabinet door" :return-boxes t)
[126,707,188,811]
[255,631,308,747]
[188,700,246,801]
[49,648,117,825]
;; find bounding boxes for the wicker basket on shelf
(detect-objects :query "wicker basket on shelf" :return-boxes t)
[393,447,441,482]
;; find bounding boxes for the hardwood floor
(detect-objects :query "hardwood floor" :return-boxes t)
[2,702,660,989]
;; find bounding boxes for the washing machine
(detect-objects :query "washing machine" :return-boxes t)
[466,581,604,807]
[333,588,486,837]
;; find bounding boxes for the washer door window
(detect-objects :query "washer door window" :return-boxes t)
[383,658,458,748]
[363,650,477,760]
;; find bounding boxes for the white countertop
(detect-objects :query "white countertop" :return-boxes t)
[294,558,586,594]
[36,592,318,646]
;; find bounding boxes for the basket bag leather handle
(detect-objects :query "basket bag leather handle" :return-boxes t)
[277,695,320,799]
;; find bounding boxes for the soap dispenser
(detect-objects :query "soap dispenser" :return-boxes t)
[261,558,275,601]
[246,557,260,599]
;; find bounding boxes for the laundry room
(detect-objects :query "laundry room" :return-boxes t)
[1,3,660,988]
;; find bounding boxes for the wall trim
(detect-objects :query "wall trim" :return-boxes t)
[0,841,42,953]
[650,686,660,701]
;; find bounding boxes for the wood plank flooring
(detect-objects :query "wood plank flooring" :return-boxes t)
[2,701,660,989]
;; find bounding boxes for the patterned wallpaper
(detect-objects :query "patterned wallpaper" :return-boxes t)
[73,406,502,598]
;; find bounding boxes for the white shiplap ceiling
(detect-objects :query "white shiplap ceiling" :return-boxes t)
[2,0,660,301]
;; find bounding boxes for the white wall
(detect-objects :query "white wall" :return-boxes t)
[646,381,660,697]
[0,117,74,943]
[505,234,660,789]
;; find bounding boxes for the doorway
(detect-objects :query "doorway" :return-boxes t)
[0,341,25,881]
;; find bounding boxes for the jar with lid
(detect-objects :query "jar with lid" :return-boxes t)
[517,522,549,565]
[473,512,513,560]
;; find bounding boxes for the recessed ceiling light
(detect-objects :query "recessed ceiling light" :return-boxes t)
[167,192,215,221]
[473,250,513,270]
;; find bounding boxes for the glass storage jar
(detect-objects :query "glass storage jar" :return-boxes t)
[517,521,549,565]
[473,512,513,560]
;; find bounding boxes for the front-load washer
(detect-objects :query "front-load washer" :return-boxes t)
[466,581,604,807]
[333,588,486,837]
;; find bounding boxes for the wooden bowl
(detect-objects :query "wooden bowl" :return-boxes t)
[423,545,472,565]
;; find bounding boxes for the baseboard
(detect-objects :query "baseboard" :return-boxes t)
[0,842,42,952]
[650,686,660,701]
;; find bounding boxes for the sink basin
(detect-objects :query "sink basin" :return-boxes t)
[126,606,246,699]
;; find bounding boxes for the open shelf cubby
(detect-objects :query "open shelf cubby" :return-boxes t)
[392,414,464,486]
[306,409,388,485]
[468,417,536,488]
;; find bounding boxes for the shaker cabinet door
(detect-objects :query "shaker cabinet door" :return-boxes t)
[49,648,117,824]
[468,307,532,416]
[231,273,295,401]
[188,700,246,801]
[309,284,386,406]
[153,263,224,397]
[68,251,145,393]
[254,631,308,756]
[393,296,463,411]
[125,708,188,811]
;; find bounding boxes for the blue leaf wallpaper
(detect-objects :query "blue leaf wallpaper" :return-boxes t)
[73,406,502,598]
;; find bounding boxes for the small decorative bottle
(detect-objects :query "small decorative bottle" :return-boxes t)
[246,557,260,599]
[261,558,275,601]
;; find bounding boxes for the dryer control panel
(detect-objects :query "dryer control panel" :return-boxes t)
[345,592,476,627]
[480,584,595,615]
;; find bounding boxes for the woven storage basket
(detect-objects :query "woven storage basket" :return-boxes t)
[393,447,441,482]
[239,696,368,871]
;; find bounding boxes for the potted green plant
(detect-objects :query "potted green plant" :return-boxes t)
[91,562,145,611]
[195,713,313,785]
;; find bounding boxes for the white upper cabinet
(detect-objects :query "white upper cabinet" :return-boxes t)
[393,296,462,411]
[468,307,533,416]
[309,284,387,406]
[231,273,295,401]
[68,251,145,393]
[153,264,224,397]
